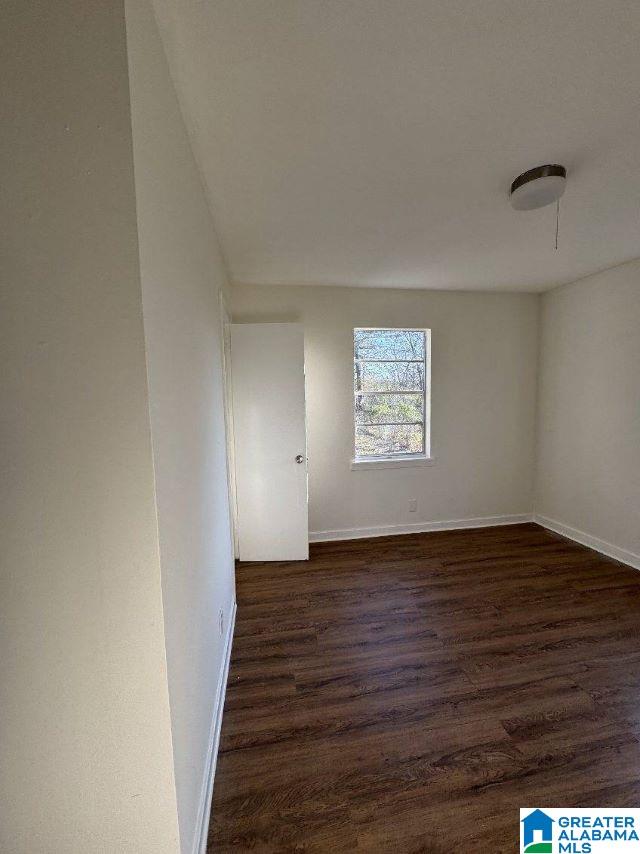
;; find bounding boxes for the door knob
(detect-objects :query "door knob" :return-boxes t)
[295,454,305,464]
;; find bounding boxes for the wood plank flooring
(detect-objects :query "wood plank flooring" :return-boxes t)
[208,523,640,852]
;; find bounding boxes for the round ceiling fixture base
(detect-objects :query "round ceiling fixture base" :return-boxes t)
[510,164,566,210]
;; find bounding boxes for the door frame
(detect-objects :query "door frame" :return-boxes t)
[219,291,239,558]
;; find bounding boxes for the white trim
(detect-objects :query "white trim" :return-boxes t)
[192,600,237,854]
[351,455,436,471]
[354,326,431,332]
[219,291,240,559]
[534,514,640,571]
[309,514,532,543]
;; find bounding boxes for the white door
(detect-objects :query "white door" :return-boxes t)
[230,323,308,561]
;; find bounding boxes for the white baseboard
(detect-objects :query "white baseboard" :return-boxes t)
[309,513,533,543]
[192,600,237,854]
[534,514,640,571]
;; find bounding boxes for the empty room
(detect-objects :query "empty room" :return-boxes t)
[3,1,640,852]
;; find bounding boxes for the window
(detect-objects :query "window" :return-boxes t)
[353,328,430,462]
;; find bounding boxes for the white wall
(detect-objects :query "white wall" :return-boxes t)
[231,285,539,537]
[535,259,640,562]
[126,2,236,851]
[1,2,179,851]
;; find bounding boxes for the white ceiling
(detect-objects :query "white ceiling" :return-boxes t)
[153,0,640,292]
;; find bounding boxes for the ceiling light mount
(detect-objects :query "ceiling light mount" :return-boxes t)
[510,164,567,211]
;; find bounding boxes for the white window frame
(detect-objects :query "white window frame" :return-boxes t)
[351,327,434,470]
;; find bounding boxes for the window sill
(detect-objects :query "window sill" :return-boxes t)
[350,455,436,471]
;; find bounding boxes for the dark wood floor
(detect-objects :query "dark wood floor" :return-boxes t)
[208,523,640,852]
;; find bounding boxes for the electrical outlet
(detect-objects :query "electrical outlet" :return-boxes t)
[219,608,224,637]
[408,499,417,513]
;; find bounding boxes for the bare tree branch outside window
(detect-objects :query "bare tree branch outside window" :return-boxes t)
[354,328,430,458]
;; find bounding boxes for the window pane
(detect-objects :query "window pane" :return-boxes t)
[355,393,423,425]
[354,329,425,361]
[354,360,424,392]
[356,424,424,456]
